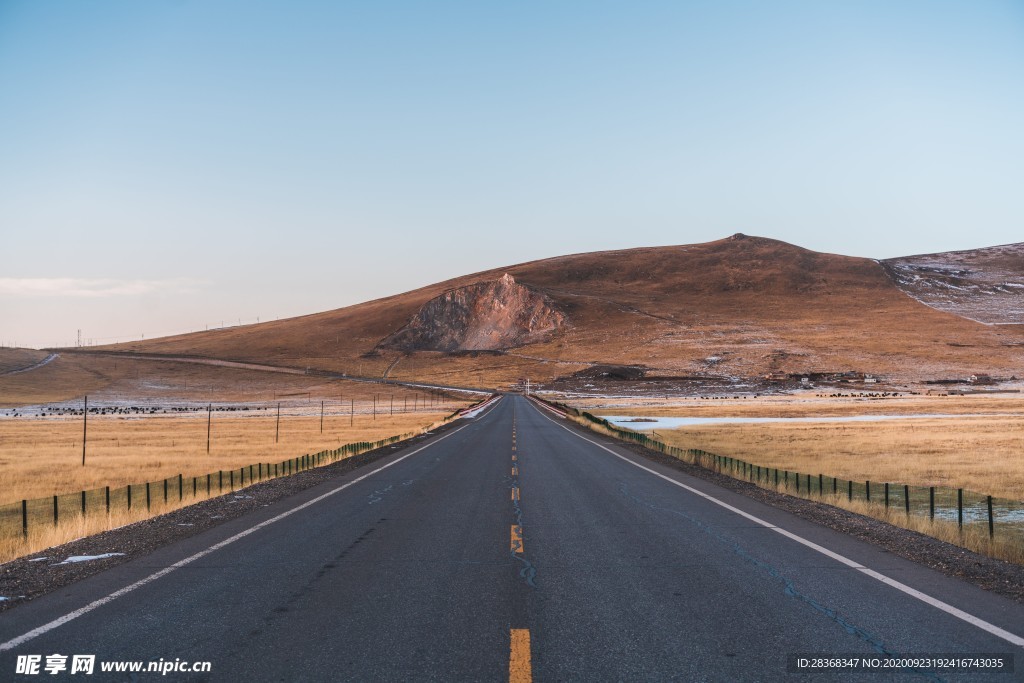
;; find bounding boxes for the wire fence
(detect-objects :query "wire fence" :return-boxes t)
[543,400,1024,558]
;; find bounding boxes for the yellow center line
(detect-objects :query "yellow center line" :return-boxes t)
[510,628,532,683]
[510,524,524,553]
[511,486,519,502]
[512,466,518,476]
[512,455,517,461]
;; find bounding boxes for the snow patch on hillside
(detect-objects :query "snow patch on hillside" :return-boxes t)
[883,243,1024,324]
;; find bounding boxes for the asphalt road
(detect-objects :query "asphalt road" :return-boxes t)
[2,395,1023,681]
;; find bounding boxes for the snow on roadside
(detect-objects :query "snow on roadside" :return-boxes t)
[55,553,125,565]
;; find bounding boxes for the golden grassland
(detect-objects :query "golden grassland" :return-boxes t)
[576,394,1024,499]
[655,416,1024,499]
[0,409,462,505]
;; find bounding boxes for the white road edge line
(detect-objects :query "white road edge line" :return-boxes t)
[528,398,1024,649]
[1,401,500,653]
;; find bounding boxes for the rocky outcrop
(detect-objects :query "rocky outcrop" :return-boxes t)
[379,274,566,352]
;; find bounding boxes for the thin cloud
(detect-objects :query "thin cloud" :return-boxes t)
[0,278,205,298]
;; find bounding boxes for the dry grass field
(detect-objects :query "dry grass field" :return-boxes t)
[0,409,461,505]
[577,394,1024,499]
[657,417,1024,500]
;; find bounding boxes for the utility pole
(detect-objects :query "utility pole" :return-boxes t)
[206,403,212,453]
[390,394,394,416]
[320,400,324,434]
[81,395,88,466]
[373,395,376,421]
[275,402,280,443]
[350,399,354,426]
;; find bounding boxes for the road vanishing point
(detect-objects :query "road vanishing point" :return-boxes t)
[2,395,1023,681]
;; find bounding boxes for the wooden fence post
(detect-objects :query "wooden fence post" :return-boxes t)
[957,488,963,530]
[988,496,994,538]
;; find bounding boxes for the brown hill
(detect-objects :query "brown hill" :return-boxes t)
[80,234,1024,389]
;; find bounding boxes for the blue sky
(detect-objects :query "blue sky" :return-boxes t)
[1,1,1022,348]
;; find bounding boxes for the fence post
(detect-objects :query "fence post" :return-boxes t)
[866,481,871,502]
[22,499,27,537]
[819,474,823,495]
[81,490,86,517]
[929,487,935,519]
[884,483,889,508]
[796,473,800,494]
[904,485,910,515]
[105,486,110,514]
[128,485,132,510]
[179,474,183,501]
[53,495,58,526]
[219,471,223,492]
[163,478,168,504]
[230,470,234,490]
[988,496,994,539]
[774,469,779,487]
[146,483,151,512]
[207,474,211,495]
[193,477,197,497]
[848,480,852,501]
[957,488,963,530]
